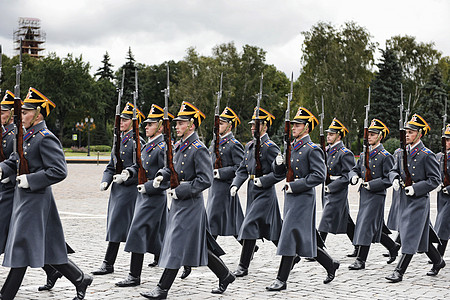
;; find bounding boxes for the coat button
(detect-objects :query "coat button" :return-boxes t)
[181,170,184,173]
[182,162,184,165]
[125,145,127,147]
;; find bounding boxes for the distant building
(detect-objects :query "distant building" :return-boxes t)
[14,17,46,58]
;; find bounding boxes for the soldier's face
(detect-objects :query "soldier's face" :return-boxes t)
[405,129,420,145]
[368,132,379,145]
[292,123,306,139]
[326,132,339,144]
[120,118,132,132]
[175,120,194,137]
[1,110,11,126]
[145,122,160,138]
[219,120,231,135]
[22,109,36,129]
[251,123,266,137]
[446,138,450,151]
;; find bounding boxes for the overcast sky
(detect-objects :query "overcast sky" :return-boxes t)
[0,0,448,79]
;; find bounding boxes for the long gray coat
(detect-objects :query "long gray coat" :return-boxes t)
[435,152,450,240]
[0,123,16,254]
[102,130,142,242]
[318,141,355,234]
[1,121,68,268]
[124,134,168,255]
[349,144,394,246]
[232,133,284,241]
[274,135,325,257]
[206,132,244,236]
[388,141,440,254]
[157,132,213,269]
[387,148,402,231]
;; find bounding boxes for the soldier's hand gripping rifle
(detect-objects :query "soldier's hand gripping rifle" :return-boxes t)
[399,84,412,187]
[442,96,450,187]
[114,69,125,174]
[213,73,223,169]
[254,73,263,178]
[284,73,294,182]
[162,65,179,189]
[13,40,29,175]
[363,87,372,182]
[319,95,331,185]
[132,69,147,185]
[0,44,6,162]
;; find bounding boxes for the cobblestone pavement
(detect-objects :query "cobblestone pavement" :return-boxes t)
[1,164,448,299]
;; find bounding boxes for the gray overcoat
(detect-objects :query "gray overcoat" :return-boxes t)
[388,141,440,254]
[206,132,244,236]
[435,152,450,240]
[387,148,402,231]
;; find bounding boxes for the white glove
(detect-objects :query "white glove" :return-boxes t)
[405,186,415,196]
[137,184,146,194]
[436,184,442,192]
[253,178,262,187]
[113,174,124,184]
[17,174,29,189]
[392,179,400,191]
[443,187,449,195]
[284,183,293,194]
[362,182,370,190]
[275,153,284,166]
[167,188,178,199]
[120,169,130,182]
[1,177,10,184]
[230,186,238,197]
[153,175,163,188]
[100,182,108,191]
[213,169,220,179]
[350,175,359,185]
[0,167,2,178]
[324,185,330,193]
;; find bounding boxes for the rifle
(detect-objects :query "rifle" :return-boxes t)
[284,73,294,182]
[442,95,450,187]
[399,84,412,187]
[213,73,223,169]
[13,39,29,175]
[319,95,331,185]
[363,87,372,182]
[162,64,179,189]
[254,73,263,178]
[132,69,146,185]
[0,44,6,162]
[114,69,125,174]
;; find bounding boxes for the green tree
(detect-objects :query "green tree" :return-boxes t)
[94,51,114,81]
[118,47,137,103]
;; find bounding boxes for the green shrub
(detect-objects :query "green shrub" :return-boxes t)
[90,145,112,152]
[383,138,400,154]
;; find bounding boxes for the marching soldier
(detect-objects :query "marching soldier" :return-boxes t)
[115,104,173,287]
[318,118,357,255]
[230,107,284,278]
[348,119,399,270]
[93,102,145,276]
[434,124,450,259]
[206,107,245,241]
[140,101,235,299]
[0,88,92,300]
[266,107,339,291]
[386,114,445,282]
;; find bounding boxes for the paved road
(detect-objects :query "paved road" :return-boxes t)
[0,164,448,299]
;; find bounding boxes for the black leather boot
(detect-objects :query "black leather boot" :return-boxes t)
[116,252,143,287]
[39,265,63,291]
[266,256,294,291]
[52,259,93,300]
[0,267,27,300]
[385,253,412,283]
[381,232,400,264]
[349,245,369,270]
[316,248,339,284]
[347,246,359,257]
[92,242,119,275]
[438,239,448,257]
[180,266,191,279]
[233,239,256,277]
[140,268,178,299]
[148,254,159,267]
[426,242,446,276]
[208,250,235,294]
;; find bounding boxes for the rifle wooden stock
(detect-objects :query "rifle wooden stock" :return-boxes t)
[285,120,293,182]
[14,97,29,175]
[363,127,373,181]
[213,114,222,169]
[132,119,147,185]
[400,129,412,187]
[254,119,263,178]
[163,118,179,189]
[320,134,331,185]
[442,136,450,187]
[114,114,123,174]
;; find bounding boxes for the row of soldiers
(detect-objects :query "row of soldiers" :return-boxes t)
[0,87,448,299]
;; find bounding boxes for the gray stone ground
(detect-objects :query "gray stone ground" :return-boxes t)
[1,163,448,299]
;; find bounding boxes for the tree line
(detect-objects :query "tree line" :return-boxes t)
[0,21,448,154]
